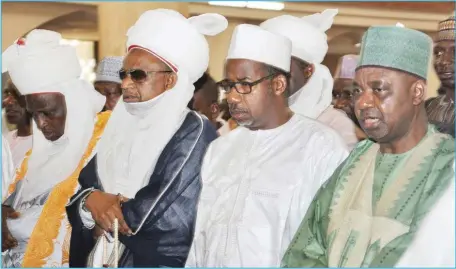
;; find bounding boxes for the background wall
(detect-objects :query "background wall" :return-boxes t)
[2,1,453,97]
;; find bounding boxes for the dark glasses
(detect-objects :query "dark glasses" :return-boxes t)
[119,69,173,82]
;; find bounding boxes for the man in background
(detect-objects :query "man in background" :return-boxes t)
[425,15,455,137]
[260,9,359,149]
[94,56,123,111]
[332,54,366,141]
[188,72,227,133]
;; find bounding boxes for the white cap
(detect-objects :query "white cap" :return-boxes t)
[260,9,338,64]
[126,9,228,83]
[227,24,292,72]
[95,56,123,84]
[7,29,81,95]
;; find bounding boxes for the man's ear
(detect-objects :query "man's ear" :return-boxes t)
[272,74,288,96]
[165,73,178,90]
[412,79,426,106]
[210,103,220,120]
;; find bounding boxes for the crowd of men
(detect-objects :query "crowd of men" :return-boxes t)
[0,7,454,268]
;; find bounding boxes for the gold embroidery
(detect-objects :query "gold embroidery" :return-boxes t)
[7,149,32,196]
[22,111,111,267]
[61,222,72,265]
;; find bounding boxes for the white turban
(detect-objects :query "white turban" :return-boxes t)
[260,9,338,119]
[126,9,227,83]
[226,24,292,72]
[95,56,123,84]
[5,29,105,203]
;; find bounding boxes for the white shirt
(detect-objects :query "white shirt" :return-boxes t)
[186,114,349,267]
[5,130,32,170]
[317,106,359,150]
[2,135,14,201]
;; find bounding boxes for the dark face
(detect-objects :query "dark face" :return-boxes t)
[289,57,313,96]
[2,80,28,125]
[434,40,455,88]
[223,59,287,130]
[121,49,177,103]
[353,67,424,142]
[94,81,121,111]
[192,90,220,123]
[332,78,355,117]
[25,93,66,141]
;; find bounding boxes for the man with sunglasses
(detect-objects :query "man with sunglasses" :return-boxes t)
[260,10,359,150]
[186,24,348,267]
[94,56,123,111]
[66,9,228,267]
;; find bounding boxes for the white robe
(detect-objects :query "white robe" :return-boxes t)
[396,179,455,268]
[5,130,33,170]
[2,135,15,201]
[317,106,359,150]
[186,114,349,267]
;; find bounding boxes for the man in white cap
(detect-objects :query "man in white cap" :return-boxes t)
[2,29,108,267]
[332,54,366,141]
[94,56,124,111]
[66,9,227,267]
[186,24,348,267]
[260,9,359,149]
[282,24,454,268]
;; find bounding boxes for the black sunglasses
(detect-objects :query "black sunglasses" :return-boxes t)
[119,69,173,82]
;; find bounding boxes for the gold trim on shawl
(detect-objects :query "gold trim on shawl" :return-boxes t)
[21,111,111,267]
[7,149,32,196]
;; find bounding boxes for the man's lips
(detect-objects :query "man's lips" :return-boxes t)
[360,116,381,129]
[438,72,454,80]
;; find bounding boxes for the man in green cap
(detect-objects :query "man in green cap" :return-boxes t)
[281,24,455,267]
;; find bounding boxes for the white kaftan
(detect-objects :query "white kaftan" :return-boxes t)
[186,114,349,267]
[2,135,14,201]
[317,106,359,150]
[5,130,32,169]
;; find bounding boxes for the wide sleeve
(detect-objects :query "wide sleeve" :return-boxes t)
[185,142,215,267]
[2,135,14,201]
[117,122,216,267]
[281,162,343,268]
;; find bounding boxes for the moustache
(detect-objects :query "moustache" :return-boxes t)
[228,104,248,114]
[359,109,383,120]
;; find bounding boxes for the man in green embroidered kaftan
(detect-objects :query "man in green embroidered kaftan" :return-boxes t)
[282,25,455,268]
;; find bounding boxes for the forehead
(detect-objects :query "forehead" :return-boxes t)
[224,59,265,78]
[25,93,65,109]
[334,78,353,88]
[94,81,119,88]
[354,67,401,83]
[123,48,166,69]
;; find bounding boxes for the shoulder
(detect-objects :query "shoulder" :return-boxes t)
[172,111,218,147]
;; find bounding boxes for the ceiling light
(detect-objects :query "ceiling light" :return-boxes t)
[208,1,284,11]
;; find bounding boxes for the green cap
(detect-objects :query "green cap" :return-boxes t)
[357,25,432,80]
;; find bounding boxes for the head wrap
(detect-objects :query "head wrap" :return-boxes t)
[437,15,455,42]
[97,9,227,206]
[126,9,227,83]
[95,56,123,84]
[334,54,359,79]
[226,24,292,72]
[5,29,105,202]
[357,25,433,80]
[260,9,338,119]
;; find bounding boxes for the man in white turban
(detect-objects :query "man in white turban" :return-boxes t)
[2,30,108,267]
[66,9,227,267]
[186,24,348,267]
[260,9,359,149]
[94,56,123,111]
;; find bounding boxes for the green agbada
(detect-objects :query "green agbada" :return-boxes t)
[281,125,454,267]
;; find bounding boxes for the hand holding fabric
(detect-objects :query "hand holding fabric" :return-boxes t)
[84,191,132,235]
[2,205,19,251]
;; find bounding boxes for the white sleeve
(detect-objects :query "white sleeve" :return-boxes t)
[78,191,96,229]
[2,135,14,202]
[396,180,455,268]
[185,143,214,267]
[281,130,349,255]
